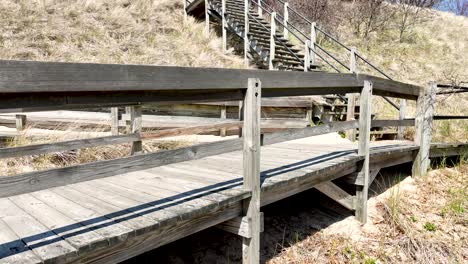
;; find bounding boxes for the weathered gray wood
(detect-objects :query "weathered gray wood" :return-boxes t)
[0,198,78,263]
[129,106,143,155]
[242,78,261,264]
[345,94,356,141]
[141,121,242,140]
[244,0,249,65]
[111,107,119,135]
[15,114,27,131]
[269,12,277,70]
[222,0,227,52]
[283,2,289,38]
[220,105,227,136]
[315,182,354,210]
[413,82,436,177]
[0,218,41,264]
[371,119,414,128]
[398,99,406,139]
[0,134,139,159]
[355,80,372,224]
[310,22,317,65]
[262,120,358,146]
[205,0,210,36]
[304,41,310,72]
[0,138,243,198]
[217,213,264,238]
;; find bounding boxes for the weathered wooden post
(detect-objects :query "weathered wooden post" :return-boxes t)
[15,114,27,131]
[283,2,289,39]
[257,0,262,17]
[220,105,227,137]
[244,0,249,66]
[397,99,406,140]
[355,80,372,224]
[269,12,277,70]
[412,82,436,177]
[129,106,143,155]
[304,40,310,72]
[111,107,119,135]
[238,101,244,137]
[205,0,210,36]
[346,47,357,141]
[242,78,262,264]
[310,22,317,65]
[222,0,227,53]
[183,0,187,22]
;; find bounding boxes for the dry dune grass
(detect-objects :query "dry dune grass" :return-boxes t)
[0,0,245,68]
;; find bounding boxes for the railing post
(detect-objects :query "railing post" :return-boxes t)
[15,114,27,131]
[283,2,289,39]
[258,0,262,17]
[183,0,187,22]
[111,107,119,136]
[205,0,210,36]
[222,0,227,53]
[398,99,406,140]
[242,78,262,264]
[412,82,436,177]
[129,106,143,155]
[244,0,249,66]
[220,105,227,137]
[355,80,372,224]
[269,12,277,70]
[310,22,317,65]
[346,47,358,141]
[304,40,310,72]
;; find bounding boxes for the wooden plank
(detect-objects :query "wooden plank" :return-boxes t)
[0,218,41,264]
[315,182,354,210]
[0,138,242,198]
[413,82,436,177]
[242,78,261,264]
[216,213,264,238]
[15,114,27,131]
[11,194,109,253]
[355,80,372,224]
[371,119,414,128]
[0,134,139,159]
[129,106,143,155]
[140,121,242,139]
[262,120,358,146]
[0,198,78,263]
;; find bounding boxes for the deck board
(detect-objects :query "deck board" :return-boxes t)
[0,139,464,263]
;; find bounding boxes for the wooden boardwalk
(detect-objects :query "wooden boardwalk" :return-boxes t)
[0,138,464,263]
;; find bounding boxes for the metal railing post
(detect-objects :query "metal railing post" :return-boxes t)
[269,12,277,70]
[283,2,289,39]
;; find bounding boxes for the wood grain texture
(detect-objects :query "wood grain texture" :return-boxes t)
[315,182,355,210]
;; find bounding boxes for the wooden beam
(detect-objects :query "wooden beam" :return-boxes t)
[216,213,264,238]
[269,12,276,70]
[0,134,139,159]
[371,119,414,127]
[355,80,372,224]
[141,121,243,139]
[262,120,358,146]
[412,82,436,177]
[204,0,209,36]
[345,94,356,141]
[0,138,243,198]
[398,99,406,139]
[242,78,261,264]
[110,107,119,135]
[15,114,27,131]
[315,182,354,211]
[220,105,227,137]
[244,0,249,66]
[129,106,143,155]
[222,0,227,52]
[283,2,289,39]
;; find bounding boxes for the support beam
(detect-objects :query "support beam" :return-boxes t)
[222,0,227,52]
[310,22,317,65]
[204,0,210,36]
[269,12,277,70]
[283,2,289,39]
[242,78,262,264]
[244,0,249,66]
[315,182,354,211]
[129,106,143,155]
[217,213,264,238]
[15,114,27,131]
[398,99,406,140]
[110,107,119,136]
[412,82,436,177]
[355,80,372,224]
[220,105,227,137]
